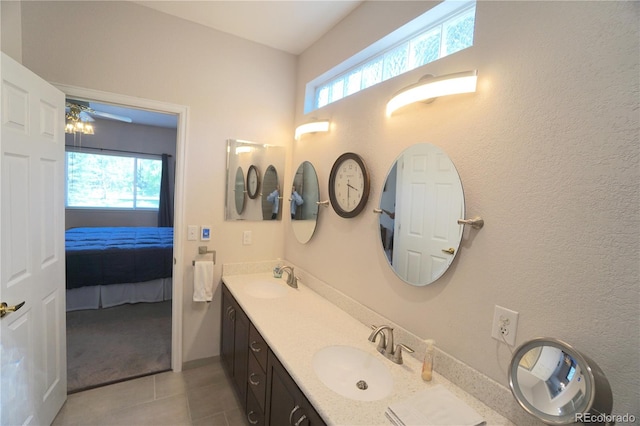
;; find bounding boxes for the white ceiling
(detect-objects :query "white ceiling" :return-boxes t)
[132,0,363,55]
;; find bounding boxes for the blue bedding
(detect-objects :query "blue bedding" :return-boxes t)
[65,227,173,289]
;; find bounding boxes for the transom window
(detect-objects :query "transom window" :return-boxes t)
[307,0,476,113]
[66,151,162,210]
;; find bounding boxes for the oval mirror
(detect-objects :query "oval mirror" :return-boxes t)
[262,165,281,220]
[291,161,320,244]
[378,143,464,286]
[234,166,245,215]
[509,338,612,425]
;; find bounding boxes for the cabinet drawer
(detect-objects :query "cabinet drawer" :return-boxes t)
[248,352,266,412]
[249,324,268,371]
[246,389,264,426]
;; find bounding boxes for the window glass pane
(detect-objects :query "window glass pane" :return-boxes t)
[442,8,475,57]
[317,85,329,109]
[66,152,161,210]
[136,158,162,208]
[409,28,441,70]
[383,44,409,80]
[345,70,362,95]
[310,1,476,111]
[362,59,383,89]
[331,79,345,102]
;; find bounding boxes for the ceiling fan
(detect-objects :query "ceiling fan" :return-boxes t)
[65,99,133,125]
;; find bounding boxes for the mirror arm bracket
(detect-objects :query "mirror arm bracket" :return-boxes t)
[316,200,330,207]
[458,217,484,229]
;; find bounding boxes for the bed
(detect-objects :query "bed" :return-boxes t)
[65,227,173,311]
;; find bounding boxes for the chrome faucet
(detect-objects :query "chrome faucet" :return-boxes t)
[279,266,298,289]
[368,325,414,365]
[369,325,394,355]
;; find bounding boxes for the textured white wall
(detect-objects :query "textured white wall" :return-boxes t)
[291,1,639,418]
[18,1,295,362]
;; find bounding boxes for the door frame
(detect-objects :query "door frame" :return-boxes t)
[53,83,187,372]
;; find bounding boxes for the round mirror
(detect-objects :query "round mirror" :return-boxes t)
[262,165,281,220]
[378,143,464,286]
[234,166,246,215]
[509,338,612,425]
[291,161,320,244]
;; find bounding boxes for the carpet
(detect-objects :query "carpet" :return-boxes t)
[66,301,172,393]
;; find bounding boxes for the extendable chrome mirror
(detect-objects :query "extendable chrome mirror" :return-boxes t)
[509,338,613,425]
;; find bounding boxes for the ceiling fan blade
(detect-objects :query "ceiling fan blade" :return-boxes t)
[88,110,133,123]
[79,111,95,122]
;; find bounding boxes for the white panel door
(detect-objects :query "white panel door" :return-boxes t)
[1,52,66,425]
[393,149,463,284]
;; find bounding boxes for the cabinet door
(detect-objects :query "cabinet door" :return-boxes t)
[220,285,250,408]
[220,287,235,374]
[265,349,326,426]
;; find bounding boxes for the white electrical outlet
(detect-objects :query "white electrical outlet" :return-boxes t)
[491,305,519,346]
[187,225,198,241]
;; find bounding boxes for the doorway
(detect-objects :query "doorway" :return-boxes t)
[57,84,187,388]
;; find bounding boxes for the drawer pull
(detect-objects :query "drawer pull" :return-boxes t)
[249,372,260,386]
[247,410,259,425]
[288,405,300,425]
[294,414,307,426]
[250,340,262,353]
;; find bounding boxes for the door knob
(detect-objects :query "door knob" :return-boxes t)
[0,301,25,318]
[442,247,455,255]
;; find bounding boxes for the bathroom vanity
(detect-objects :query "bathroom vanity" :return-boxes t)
[221,283,324,425]
[221,266,514,425]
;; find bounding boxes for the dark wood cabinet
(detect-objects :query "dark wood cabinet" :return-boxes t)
[221,285,249,408]
[221,283,326,426]
[265,349,325,426]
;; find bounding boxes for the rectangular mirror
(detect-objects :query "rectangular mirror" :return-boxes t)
[225,139,286,221]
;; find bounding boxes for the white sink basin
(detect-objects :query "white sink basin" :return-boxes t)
[312,345,393,401]
[243,279,288,299]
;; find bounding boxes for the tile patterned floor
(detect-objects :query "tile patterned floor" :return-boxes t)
[53,358,247,426]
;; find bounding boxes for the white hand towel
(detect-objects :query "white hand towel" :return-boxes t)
[193,260,214,302]
[386,385,485,426]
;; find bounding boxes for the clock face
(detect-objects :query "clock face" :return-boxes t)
[247,165,259,199]
[329,153,370,218]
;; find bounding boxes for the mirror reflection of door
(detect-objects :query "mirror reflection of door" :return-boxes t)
[234,167,245,214]
[262,165,280,220]
[380,144,464,286]
[291,161,320,244]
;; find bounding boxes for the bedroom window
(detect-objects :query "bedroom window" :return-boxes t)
[305,0,476,113]
[66,151,162,209]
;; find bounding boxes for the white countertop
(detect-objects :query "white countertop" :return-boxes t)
[222,272,514,426]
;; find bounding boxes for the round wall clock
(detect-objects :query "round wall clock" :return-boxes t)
[328,152,370,218]
[247,165,260,199]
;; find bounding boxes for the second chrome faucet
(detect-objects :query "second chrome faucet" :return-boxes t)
[368,325,414,365]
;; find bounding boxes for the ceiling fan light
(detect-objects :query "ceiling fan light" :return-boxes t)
[83,123,94,135]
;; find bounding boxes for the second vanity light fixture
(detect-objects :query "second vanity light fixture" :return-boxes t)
[386,70,478,117]
[294,119,330,140]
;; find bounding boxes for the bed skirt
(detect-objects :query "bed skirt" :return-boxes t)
[66,277,173,312]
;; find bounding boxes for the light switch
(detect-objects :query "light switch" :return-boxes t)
[187,225,198,241]
[243,230,252,245]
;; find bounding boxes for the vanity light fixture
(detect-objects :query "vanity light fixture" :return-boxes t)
[294,119,330,140]
[386,70,478,117]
